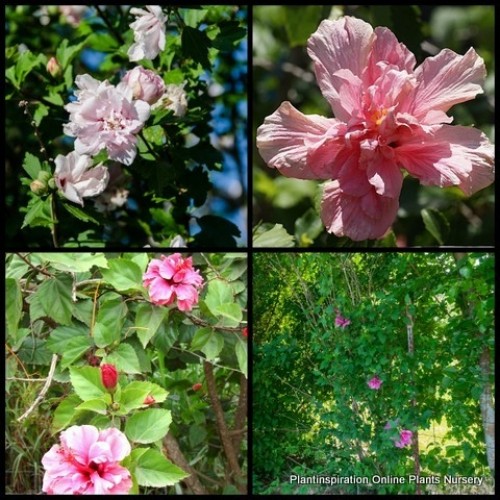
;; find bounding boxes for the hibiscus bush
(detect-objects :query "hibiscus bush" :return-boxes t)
[5,5,247,247]
[253,253,494,494]
[253,5,494,247]
[6,252,247,494]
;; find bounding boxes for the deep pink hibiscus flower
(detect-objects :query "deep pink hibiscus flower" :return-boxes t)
[42,425,132,495]
[395,429,413,448]
[257,16,494,241]
[367,375,383,390]
[143,253,204,311]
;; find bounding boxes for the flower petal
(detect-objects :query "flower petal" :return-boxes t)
[321,181,399,240]
[256,101,336,179]
[307,17,374,117]
[412,47,486,121]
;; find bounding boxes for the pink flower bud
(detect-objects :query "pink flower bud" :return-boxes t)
[122,66,165,104]
[192,383,202,392]
[242,327,248,338]
[100,364,118,391]
[46,56,61,77]
[143,394,156,405]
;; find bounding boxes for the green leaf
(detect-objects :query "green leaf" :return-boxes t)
[52,394,82,433]
[56,38,87,69]
[18,337,52,365]
[181,26,211,69]
[76,398,108,415]
[37,275,73,325]
[93,299,127,348]
[22,152,42,179]
[295,208,324,247]
[135,304,168,349]
[69,366,107,401]
[211,21,247,51]
[6,278,23,340]
[191,327,215,350]
[120,381,168,413]
[125,409,172,444]
[46,324,88,354]
[22,196,53,229]
[421,208,450,245]
[14,51,46,87]
[191,327,224,360]
[101,258,143,292]
[129,254,149,273]
[205,280,233,312]
[253,224,295,248]
[107,343,141,374]
[33,103,49,126]
[235,338,247,378]
[215,303,242,327]
[193,215,240,247]
[284,6,323,47]
[37,253,108,272]
[134,448,189,487]
[61,202,99,224]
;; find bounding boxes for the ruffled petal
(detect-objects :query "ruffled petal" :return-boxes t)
[256,101,336,179]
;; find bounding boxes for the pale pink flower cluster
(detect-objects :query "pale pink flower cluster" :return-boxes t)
[152,84,188,117]
[257,16,494,241]
[64,74,150,166]
[143,253,204,311]
[128,6,167,62]
[54,151,109,206]
[367,375,383,390]
[42,425,132,494]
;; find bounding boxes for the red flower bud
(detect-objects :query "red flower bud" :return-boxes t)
[144,394,156,405]
[100,364,118,391]
[192,383,202,392]
[242,327,248,338]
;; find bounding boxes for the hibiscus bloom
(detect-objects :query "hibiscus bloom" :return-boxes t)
[335,310,351,328]
[54,151,109,206]
[257,16,494,241]
[367,375,383,390]
[128,5,167,62]
[42,425,132,494]
[143,253,204,311]
[122,66,165,104]
[395,429,413,448]
[64,74,150,166]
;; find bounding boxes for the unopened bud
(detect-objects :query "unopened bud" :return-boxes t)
[48,178,56,190]
[30,179,48,196]
[100,363,118,392]
[46,56,61,77]
[37,170,52,184]
[111,402,121,411]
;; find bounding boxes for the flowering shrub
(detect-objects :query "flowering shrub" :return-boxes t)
[253,6,494,247]
[5,6,247,247]
[6,252,247,494]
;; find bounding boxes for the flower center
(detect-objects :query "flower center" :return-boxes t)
[370,107,388,126]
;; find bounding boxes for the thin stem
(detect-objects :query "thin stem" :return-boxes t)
[14,253,53,277]
[184,312,242,333]
[50,194,59,248]
[169,346,242,374]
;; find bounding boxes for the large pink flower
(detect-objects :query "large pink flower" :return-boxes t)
[143,253,204,311]
[42,425,132,495]
[257,16,494,241]
[128,6,167,62]
[395,429,413,448]
[64,74,150,166]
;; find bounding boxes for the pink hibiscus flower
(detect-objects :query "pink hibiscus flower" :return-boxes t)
[64,74,150,166]
[42,425,132,494]
[256,16,494,241]
[143,253,204,311]
[395,429,413,448]
[128,6,167,62]
[335,309,351,328]
[367,375,383,390]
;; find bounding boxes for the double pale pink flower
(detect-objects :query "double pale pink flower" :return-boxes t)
[54,151,109,206]
[128,6,167,62]
[42,425,132,494]
[257,16,494,241]
[64,74,150,166]
[367,376,383,390]
[143,253,204,311]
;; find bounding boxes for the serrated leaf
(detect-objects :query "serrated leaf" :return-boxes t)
[107,343,141,374]
[135,304,168,349]
[135,448,188,487]
[181,26,211,69]
[215,303,242,327]
[101,258,143,292]
[253,224,295,247]
[120,381,168,414]
[76,398,108,415]
[93,299,127,348]
[22,196,53,229]
[52,394,82,433]
[61,202,99,224]
[6,278,23,340]
[37,275,73,325]
[421,208,449,245]
[69,366,108,402]
[235,339,247,378]
[22,152,42,179]
[125,409,172,444]
[37,253,108,272]
[211,21,247,51]
[205,280,233,312]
